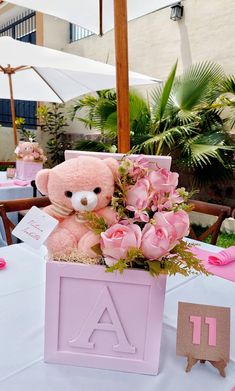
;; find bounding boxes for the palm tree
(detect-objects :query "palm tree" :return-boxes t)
[71,62,235,184]
[70,89,152,151]
[144,62,235,184]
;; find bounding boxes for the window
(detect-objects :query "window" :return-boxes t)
[70,23,93,42]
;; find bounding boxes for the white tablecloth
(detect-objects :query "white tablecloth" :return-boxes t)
[0,172,33,245]
[0,242,234,391]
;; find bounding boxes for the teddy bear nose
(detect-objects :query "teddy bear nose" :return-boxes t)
[81,197,88,206]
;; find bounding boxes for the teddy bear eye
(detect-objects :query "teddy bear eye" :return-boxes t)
[65,191,73,198]
[93,187,101,194]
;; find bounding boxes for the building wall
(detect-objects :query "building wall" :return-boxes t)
[40,0,235,136]
[0,0,235,159]
[62,0,235,79]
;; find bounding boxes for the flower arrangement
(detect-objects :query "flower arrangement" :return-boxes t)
[62,155,207,278]
[14,139,47,163]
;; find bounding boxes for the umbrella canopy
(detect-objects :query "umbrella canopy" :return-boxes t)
[0,37,159,146]
[6,0,172,151]
[0,37,159,102]
[6,0,177,35]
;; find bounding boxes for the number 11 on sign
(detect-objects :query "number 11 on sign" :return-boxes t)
[190,316,217,346]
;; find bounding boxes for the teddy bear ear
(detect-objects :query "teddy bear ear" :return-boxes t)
[104,158,119,177]
[35,169,50,195]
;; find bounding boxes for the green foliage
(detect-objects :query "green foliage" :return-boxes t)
[106,248,145,274]
[15,117,36,141]
[70,61,235,186]
[72,139,117,153]
[83,212,108,235]
[37,104,71,166]
[106,241,209,277]
[71,89,151,150]
[191,225,235,248]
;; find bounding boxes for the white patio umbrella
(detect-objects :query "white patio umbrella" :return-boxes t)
[6,0,177,34]
[0,36,159,146]
[7,0,175,151]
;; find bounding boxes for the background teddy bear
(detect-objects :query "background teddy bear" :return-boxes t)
[15,141,35,161]
[36,156,118,257]
[15,141,47,163]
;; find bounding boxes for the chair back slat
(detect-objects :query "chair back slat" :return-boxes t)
[189,200,231,245]
[0,161,16,167]
[0,197,50,245]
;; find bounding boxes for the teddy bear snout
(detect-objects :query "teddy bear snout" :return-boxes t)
[81,197,88,206]
[71,191,98,212]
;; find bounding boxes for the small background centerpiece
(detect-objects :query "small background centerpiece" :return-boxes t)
[15,138,46,181]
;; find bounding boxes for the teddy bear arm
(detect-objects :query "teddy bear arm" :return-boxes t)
[46,226,77,256]
[77,231,100,258]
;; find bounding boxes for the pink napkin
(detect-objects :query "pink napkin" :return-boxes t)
[208,246,235,266]
[191,246,235,283]
[0,180,30,187]
[13,179,30,186]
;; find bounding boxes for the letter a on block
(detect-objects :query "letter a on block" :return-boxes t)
[69,285,136,353]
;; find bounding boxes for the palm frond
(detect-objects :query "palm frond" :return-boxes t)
[142,124,196,154]
[72,140,110,152]
[69,95,100,121]
[181,131,235,169]
[171,62,225,111]
[151,61,177,122]
[220,75,235,94]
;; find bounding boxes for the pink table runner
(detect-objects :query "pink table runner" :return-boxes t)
[192,245,235,283]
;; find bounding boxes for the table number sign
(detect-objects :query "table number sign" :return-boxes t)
[12,206,58,249]
[176,302,230,377]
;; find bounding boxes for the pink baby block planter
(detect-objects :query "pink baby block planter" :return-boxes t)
[16,160,43,181]
[44,261,167,375]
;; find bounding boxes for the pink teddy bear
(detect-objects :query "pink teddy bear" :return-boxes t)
[35,156,118,257]
[15,141,35,161]
[15,142,47,163]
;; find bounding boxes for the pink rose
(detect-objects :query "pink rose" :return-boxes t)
[101,223,142,266]
[33,151,40,159]
[141,216,178,260]
[149,168,179,193]
[168,210,190,239]
[126,178,150,222]
[153,210,189,240]
[141,210,190,260]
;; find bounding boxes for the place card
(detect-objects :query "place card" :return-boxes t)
[12,206,58,249]
[176,301,230,377]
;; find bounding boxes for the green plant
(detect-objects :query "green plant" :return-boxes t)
[70,89,152,151]
[15,117,36,141]
[71,62,235,185]
[37,104,70,166]
[72,139,117,153]
[191,225,235,248]
[143,62,235,184]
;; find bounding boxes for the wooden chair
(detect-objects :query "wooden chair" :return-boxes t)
[0,161,16,168]
[188,199,231,245]
[232,208,235,219]
[0,196,50,245]
[18,180,42,221]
